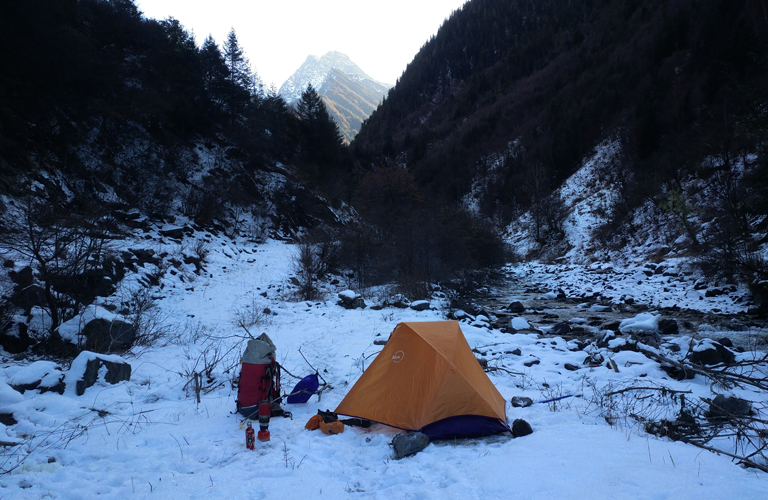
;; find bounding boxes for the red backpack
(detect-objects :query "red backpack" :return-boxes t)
[236,334,286,419]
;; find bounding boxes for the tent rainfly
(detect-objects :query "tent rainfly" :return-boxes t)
[335,321,510,439]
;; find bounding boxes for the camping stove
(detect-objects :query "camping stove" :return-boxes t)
[257,400,271,441]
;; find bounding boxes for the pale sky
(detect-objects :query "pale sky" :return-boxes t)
[135,0,468,88]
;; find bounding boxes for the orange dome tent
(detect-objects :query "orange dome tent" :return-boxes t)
[335,321,510,439]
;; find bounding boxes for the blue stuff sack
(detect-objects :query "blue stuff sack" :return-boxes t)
[286,373,320,404]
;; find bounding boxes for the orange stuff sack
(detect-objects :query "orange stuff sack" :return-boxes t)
[319,420,344,435]
[305,414,322,431]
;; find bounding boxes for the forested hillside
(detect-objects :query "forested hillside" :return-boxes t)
[0,0,350,232]
[354,0,768,216]
[353,0,768,282]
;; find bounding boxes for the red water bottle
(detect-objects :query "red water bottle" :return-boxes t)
[245,421,255,450]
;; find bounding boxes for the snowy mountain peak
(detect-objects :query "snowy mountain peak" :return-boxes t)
[278,51,384,104]
[278,51,392,142]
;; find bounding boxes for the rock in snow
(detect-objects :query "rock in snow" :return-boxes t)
[66,351,132,396]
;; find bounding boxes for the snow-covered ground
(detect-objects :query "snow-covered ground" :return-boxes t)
[1,235,766,499]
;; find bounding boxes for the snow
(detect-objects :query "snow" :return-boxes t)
[511,317,530,330]
[619,312,661,334]
[338,290,358,301]
[279,51,390,104]
[0,380,24,406]
[0,237,766,498]
[7,361,60,388]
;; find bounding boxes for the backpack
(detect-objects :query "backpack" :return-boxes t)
[236,333,286,419]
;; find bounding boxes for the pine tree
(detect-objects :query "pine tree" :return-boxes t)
[296,84,345,176]
[223,28,251,91]
[200,35,229,102]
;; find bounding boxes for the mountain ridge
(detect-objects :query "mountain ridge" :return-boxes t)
[280,51,391,142]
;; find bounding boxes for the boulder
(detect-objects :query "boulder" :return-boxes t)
[82,318,136,353]
[0,323,34,354]
[689,340,735,366]
[451,309,472,321]
[707,394,752,419]
[658,319,679,335]
[511,419,533,438]
[550,323,572,336]
[507,301,525,313]
[410,300,430,311]
[510,317,531,331]
[717,337,733,348]
[510,396,533,408]
[8,361,65,395]
[337,290,366,310]
[387,294,411,309]
[129,248,160,266]
[67,351,132,396]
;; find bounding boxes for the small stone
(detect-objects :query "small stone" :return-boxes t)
[658,319,678,335]
[510,396,533,408]
[717,337,733,348]
[507,301,525,313]
[550,323,572,335]
[564,363,580,371]
[511,419,533,438]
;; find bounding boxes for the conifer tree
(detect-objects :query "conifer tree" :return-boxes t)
[200,35,229,102]
[223,28,252,91]
[296,84,344,167]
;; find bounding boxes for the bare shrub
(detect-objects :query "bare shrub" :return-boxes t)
[292,227,342,300]
[123,288,174,349]
[180,335,244,404]
[231,294,271,329]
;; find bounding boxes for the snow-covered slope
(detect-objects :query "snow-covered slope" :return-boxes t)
[0,230,766,498]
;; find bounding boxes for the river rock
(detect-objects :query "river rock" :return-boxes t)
[507,301,525,313]
[689,339,735,366]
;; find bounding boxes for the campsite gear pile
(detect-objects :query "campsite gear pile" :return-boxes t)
[335,321,510,439]
[239,321,513,456]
